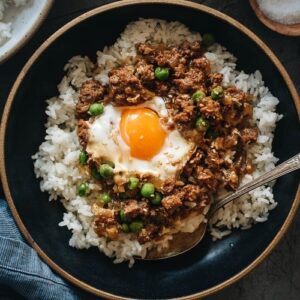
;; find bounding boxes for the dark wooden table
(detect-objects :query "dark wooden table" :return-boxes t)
[0,1,299,299]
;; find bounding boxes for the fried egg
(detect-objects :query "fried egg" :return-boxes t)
[86,96,195,189]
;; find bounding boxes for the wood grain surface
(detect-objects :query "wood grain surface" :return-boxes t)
[0,1,299,299]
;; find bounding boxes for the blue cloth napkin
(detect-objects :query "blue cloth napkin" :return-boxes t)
[0,199,80,300]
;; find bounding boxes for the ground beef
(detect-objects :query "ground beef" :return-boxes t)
[195,166,218,190]
[180,40,202,60]
[183,150,204,176]
[76,40,258,243]
[160,178,178,194]
[135,43,157,63]
[93,206,119,240]
[171,94,197,125]
[156,47,183,68]
[223,129,240,149]
[199,97,222,121]
[240,127,258,144]
[137,43,191,69]
[77,80,105,117]
[191,57,211,73]
[208,73,223,87]
[211,128,240,150]
[161,193,183,211]
[136,41,204,94]
[135,58,155,82]
[223,86,248,106]
[173,63,187,79]
[173,68,206,92]
[137,224,160,244]
[123,200,150,219]
[205,150,224,169]
[149,206,170,225]
[222,168,239,189]
[242,102,253,119]
[77,119,89,148]
[181,184,204,201]
[108,67,154,105]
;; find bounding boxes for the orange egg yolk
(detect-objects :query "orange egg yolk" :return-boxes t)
[120,107,167,160]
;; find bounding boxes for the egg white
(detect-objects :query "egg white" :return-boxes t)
[85,96,195,190]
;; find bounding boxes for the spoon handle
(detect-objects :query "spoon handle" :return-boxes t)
[210,152,300,215]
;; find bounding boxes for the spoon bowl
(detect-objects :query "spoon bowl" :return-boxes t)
[145,223,207,260]
[144,152,300,260]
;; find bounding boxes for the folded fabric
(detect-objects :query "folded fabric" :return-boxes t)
[0,199,81,300]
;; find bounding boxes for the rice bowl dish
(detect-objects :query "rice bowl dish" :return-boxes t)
[32,19,281,266]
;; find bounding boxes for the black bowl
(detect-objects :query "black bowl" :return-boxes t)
[1,1,299,299]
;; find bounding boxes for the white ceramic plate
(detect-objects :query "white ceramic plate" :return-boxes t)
[0,0,53,64]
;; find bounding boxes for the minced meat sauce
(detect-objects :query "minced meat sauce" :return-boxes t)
[76,41,258,244]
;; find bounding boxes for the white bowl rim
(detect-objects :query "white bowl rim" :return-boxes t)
[0,0,54,64]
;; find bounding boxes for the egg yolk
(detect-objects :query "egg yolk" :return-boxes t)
[120,108,167,160]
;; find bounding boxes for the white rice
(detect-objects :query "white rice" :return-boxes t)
[0,0,27,45]
[32,19,281,266]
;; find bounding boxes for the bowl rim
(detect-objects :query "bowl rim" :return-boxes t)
[0,0,299,299]
[0,0,54,64]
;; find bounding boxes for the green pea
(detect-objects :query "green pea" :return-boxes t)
[99,164,114,179]
[91,166,101,180]
[121,223,130,233]
[127,177,139,190]
[202,33,215,47]
[211,86,224,100]
[192,90,206,103]
[154,67,169,81]
[77,182,89,197]
[141,183,155,198]
[88,103,104,116]
[79,150,88,165]
[119,209,127,222]
[102,160,115,168]
[99,192,111,204]
[196,117,210,132]
[129,220,144,233]
[151,192,162,205]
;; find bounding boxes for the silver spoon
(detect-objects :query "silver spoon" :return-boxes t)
[145,152,300,260]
